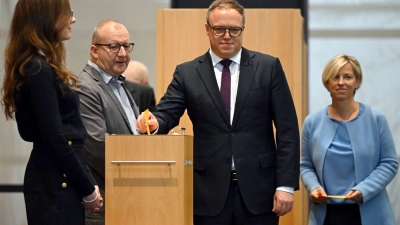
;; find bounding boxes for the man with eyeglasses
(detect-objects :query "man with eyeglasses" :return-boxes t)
[76,19,139,225]
[136,0,300,224]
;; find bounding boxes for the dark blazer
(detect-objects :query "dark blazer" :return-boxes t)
[124,80,156,112]
[16,58,95,224]
[153,48,300,216]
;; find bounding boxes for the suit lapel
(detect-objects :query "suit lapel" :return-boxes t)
[232,49,256,128]
[83,64,134,133]
[195,52,231,127]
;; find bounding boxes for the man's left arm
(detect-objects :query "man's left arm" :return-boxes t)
[270,57,300,215]
[273,187,294,216]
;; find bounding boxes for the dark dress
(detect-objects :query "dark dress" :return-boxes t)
[15,57,96,225]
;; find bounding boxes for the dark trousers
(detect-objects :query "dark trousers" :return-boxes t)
[324,204,362,225]
[194,180,279,225]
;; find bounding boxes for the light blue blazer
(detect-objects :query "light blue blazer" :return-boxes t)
[300,103,398,225]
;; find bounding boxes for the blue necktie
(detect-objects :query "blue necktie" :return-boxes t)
[220,60,232,117]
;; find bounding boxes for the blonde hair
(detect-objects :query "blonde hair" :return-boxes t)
[322,54,363,91]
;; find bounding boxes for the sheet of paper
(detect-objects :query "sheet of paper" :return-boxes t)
[327,195,346,199]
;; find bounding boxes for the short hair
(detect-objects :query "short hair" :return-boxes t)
[124,61,149,85]
[322,54,363,91]
[206,0,245,26]
[91,19,122,44]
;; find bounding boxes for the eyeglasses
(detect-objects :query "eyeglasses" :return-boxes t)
[94,43,135,53]
[208,23,243,37]
[70,10,73,22]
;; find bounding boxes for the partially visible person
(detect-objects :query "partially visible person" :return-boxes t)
[123,61,156,111]
[300,54,398,225]
[1,0,103,224]
[124,60,149,85]
[77,20,139,225]
[136,0,300,224]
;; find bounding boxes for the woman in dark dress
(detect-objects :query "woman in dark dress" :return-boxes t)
[1,0,103,224]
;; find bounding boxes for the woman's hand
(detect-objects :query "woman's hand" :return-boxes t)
[346,190,363,203]
[310,187,329,203]
[83,185,103,212]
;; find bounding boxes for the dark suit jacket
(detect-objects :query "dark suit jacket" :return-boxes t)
[153,48,300,216]
[124,80,156,112]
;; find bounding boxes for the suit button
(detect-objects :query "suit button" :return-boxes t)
[230,132,234,136]
[62,183,67,188]
[68,140,72,145]
[63,174,67,178]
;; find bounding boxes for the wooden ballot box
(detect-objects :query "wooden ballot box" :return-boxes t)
[105,135,193,225]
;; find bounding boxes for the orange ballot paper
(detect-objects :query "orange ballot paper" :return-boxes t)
[144,109,150,135]
[327,195,346,199]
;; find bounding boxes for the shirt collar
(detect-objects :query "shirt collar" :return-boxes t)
[88,61,121,85]
[208,48,242,67]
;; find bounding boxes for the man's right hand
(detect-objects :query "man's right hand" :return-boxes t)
[136,111,159,134]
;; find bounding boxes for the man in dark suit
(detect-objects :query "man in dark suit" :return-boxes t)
[123,61,156,112]
[124,81,155,112]
[137,0,300,224]
[77,20,140,225]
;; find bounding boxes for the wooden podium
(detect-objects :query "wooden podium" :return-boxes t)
[105,134,193,225]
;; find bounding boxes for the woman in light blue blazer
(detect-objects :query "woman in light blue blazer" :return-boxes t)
[300,54,398,225]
